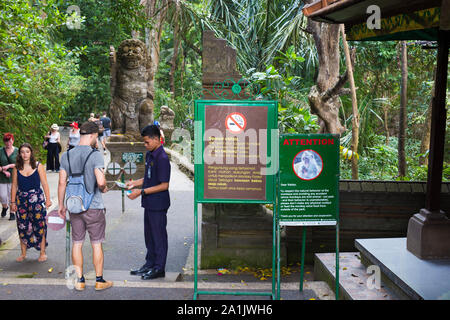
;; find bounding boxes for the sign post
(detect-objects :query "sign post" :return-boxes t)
[277,133,340,299]
[194,99,278,299]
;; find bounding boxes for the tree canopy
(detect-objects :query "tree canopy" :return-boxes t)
[0,0,447,180]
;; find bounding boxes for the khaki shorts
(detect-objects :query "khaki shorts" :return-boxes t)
[69,209,106,244]
[0,183,11,205]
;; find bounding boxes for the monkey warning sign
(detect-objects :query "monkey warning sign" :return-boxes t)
[278,134,340,226]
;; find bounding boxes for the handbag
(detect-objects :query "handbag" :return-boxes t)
[42,132,50,150]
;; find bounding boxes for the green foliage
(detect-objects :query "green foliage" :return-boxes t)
[2,0,446,182]
[340,134,449,182]
[246,48,319,135]
[57,0,149,120]
[0,0,83,160]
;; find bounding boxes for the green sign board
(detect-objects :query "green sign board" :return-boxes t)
[278,134,340,225]
[122,152,143,164]
[194,100,278,203]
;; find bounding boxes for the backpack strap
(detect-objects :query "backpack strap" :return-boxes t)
[67,149,72,176]
[81,149,97,175]
[67,148,97,177]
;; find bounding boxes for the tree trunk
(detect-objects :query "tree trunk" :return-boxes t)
[169,0,181,97]
[180,44,185,97]
[419,68,436,166]
[398,41,408,177]
[384,105,390,145]
[145,0,168,100]
[305,2,346,135]
[341,25,359,179]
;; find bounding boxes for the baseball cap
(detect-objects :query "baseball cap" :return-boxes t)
[80,121,99,135]
[70,122,79,129]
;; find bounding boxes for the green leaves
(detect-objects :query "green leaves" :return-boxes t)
[0,0,83,160]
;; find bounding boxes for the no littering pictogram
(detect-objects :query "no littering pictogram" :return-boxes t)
[225,112,247,133]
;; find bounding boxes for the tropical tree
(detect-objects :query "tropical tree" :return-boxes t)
[0,0,83,159]
[57,0,149,120]
[398,41,408,177]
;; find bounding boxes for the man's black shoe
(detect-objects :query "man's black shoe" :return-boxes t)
[130,266,152,276]
[1,207,7,218]
[141,269,165,280]
[8,212,15,221]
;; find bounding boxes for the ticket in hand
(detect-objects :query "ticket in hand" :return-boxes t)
[115,181,128,189]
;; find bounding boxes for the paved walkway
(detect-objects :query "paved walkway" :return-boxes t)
[0,139,334,300]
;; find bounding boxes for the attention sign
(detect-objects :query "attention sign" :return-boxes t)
[278,134,340,225]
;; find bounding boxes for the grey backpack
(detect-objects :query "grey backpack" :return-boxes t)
[65,149,97,214]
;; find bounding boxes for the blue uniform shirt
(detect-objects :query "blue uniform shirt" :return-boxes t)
[141,145,171,211]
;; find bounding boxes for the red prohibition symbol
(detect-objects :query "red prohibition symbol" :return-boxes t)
[225,112,247,133]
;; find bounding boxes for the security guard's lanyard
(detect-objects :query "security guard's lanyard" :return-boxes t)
[147,159,153,179]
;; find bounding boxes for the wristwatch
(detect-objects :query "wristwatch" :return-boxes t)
[141,189,146,196]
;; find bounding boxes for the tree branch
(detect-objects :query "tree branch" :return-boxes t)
[321,71,348,102]
[180,33,202,56]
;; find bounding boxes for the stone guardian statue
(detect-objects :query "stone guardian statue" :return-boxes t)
[109,39,154,134]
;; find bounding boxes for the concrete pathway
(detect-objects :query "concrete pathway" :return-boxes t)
[0,133,334,300]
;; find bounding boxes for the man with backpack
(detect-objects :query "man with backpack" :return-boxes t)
[57,121,112,291]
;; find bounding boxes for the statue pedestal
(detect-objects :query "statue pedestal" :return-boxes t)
[407,208,450,259]
[105,135,147,183]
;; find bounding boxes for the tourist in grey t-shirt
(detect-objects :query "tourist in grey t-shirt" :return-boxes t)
[57,121,113,291]
[59,145,105,209]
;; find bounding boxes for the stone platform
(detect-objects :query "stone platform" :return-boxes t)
[355,238,450,300]
[314,238,450,300]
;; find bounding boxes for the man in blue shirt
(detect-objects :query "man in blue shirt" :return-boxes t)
[126,124,171,280]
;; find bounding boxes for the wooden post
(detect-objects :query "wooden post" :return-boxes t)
[341,25,359,179]
[406,30,450,259]
[425,30,448,211]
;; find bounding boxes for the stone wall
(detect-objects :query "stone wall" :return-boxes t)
[286,181,450,264]
[167,148,450,267]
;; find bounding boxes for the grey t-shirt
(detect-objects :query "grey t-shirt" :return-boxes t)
[68,131,80,147]
[60,145,105,209]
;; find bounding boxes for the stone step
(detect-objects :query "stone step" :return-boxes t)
[313,252,399,300]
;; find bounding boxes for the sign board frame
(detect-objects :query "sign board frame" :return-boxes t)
[194,100,278,204]
[278,133,340,226]
[193,99,278,300]
[276,133,340,299]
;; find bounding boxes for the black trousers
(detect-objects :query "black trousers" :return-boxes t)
[46,142,60,171]
[144,209,168,271]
